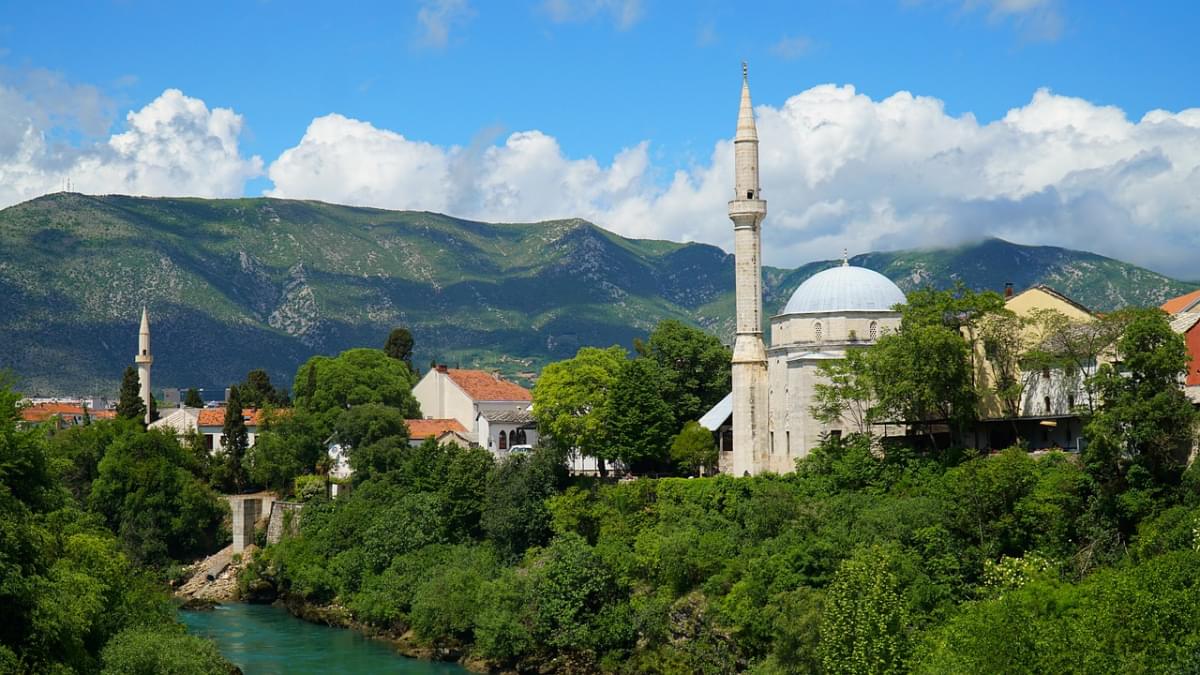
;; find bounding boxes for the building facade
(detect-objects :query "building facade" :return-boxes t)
[411,365,535,456]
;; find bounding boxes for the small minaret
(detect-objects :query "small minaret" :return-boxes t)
[728,63,769,476]
[136,307,153,425]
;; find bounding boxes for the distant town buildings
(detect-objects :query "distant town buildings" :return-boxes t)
[411,365,538,457]
[1161,289,1200,403]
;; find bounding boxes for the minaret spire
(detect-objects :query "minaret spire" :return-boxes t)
[728,63,769,476]
[135,307,153,425]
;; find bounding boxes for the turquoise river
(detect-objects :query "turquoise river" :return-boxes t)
[180,603,467,674]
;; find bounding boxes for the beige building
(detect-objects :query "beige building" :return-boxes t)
[411,365,536,455]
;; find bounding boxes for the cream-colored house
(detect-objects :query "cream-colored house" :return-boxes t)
[411,366,534,455]
[970,285,1100,451]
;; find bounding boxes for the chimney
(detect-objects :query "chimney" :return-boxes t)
[436,364,448,373]
[1004,282,1014,299]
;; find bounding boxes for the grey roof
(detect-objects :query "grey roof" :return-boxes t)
[699,392,733,431]
[782,265,906,315]
[480,409,535,425]
[1169,312,1200,335]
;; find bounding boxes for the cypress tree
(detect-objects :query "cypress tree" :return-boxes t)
[183,387,204,408]
[222,385,250,493]
[115,366,146,423]
[384,327,415,372]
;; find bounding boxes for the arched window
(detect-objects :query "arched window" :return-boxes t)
[498,430,508,450]
[1043,396,1052,414]
[814,322,823,343]
[514,429,527,445]
[869,321,878,340]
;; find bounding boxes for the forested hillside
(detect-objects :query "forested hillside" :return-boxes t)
[0,193,1192,395]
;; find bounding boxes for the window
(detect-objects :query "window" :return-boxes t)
[770,432,775,454]
[786,431,791,455]
[514,429,527,445]
[498,430,508,450]
[205,434,214,451]
[747,190,754,199]
[721,429,733,452]
[1068,394,1076,410]
[1042,367,1051,379]
[814,322,823,343]
[869,321,878,340]
[830,429,842,442]
[1044,396,1052,414]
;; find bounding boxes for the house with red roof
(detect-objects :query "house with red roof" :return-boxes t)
[411,365,538,456]
[19,402,115,429]
[1161,290,1200,398]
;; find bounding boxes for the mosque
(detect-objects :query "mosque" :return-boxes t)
[700,67,907,475]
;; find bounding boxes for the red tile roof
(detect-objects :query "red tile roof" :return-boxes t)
[1162,289,1200,315]
[406,418,469,440]
[196,408,272,428]
[20,403,115,423]
[445,368,531,402]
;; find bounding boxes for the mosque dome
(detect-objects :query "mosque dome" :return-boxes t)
[781,264,906,314]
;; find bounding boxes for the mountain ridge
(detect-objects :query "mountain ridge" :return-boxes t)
[1,193,1192,396]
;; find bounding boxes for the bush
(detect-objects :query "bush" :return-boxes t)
[100,626,232,674]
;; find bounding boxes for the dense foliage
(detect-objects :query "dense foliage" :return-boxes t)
[0,381,232,673]
[250,308,1199,673]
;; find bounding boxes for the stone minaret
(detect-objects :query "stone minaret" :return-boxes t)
[728,64,769,476]
[136,307,153,425]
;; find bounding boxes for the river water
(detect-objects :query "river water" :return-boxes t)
[180,603,467,674]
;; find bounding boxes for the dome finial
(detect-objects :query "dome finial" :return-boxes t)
[742,61,748,81]
[842,248,849,267]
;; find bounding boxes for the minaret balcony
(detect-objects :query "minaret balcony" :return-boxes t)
[728,198,767,222]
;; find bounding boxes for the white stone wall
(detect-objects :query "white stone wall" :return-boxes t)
[412,370,478,439]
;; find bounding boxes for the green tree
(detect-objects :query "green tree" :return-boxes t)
[238,369,288,408]
[221,385,250,493]
[819,546,911,675]
[100,626,233,674]
[604,358,677,472]
[293,348,421,438]
[482,448,564,562]
[636,319,731,424]
[1084,308,1197,530]
[115,366,146,423]
[246,409,325,495]
[812,349,876,435]
[183,387,204,408]
[531,345,626,466]
[384,327,415,371]
[89,426,227,566]
[670,421,718,476]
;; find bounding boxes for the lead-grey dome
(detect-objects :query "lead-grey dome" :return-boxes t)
[782,265,906,314]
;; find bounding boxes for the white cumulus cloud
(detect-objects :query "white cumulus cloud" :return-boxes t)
[266,85,1200,279]
[0,85,262,206]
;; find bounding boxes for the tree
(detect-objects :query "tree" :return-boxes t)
[976,309,1036,421]
[482,448,565,562]
[384,327,415,371]
[89,426,227,566]
[636,320,731,424]
[115,366,146,423]
[670,421,718,476]
[101,626,233,674]
[1084,308,1197,529]
[246,409,325,495]
[293,348,421,438]
[812,349,877,436]
[819,546,911,674]
[1025,308,1124,415]
[222,385,250,493]
[604,358,676,472]
[238,368,288,408]
[183,387,204,408]
[532,346,626,467]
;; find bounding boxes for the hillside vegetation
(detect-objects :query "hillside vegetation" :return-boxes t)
[0,193,1192,395]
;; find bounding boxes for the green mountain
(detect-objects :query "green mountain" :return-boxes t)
[1,193,1193,397]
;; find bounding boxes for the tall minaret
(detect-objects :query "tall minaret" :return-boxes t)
[136,307,153,425]
[728,63,769,476]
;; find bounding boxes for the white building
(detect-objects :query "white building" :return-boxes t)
[411,365,536,456]
[703,67,906,475]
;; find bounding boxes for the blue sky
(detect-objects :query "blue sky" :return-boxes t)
[1,1,1198,275]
